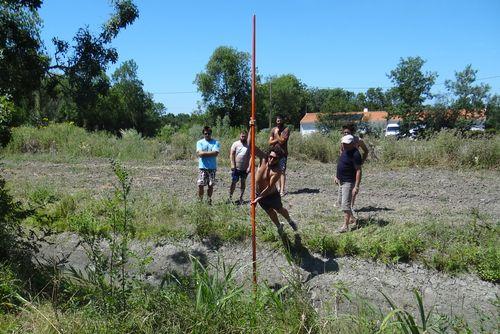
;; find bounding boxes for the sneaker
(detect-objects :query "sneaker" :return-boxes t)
[288,220,298,232]
[280,191,288,197]
[277,223,284,235]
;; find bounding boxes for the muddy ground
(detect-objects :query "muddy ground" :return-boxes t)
[2,157,499,329]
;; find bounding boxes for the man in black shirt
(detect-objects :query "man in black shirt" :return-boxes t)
[334,134,362,232]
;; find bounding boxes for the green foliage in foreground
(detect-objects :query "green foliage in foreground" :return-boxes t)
[1,257,489,334]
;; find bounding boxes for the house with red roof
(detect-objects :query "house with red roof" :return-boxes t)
[299,110,395,135]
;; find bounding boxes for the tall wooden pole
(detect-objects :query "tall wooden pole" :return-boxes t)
[250,14,257,286]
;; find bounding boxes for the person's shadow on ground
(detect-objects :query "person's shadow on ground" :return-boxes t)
[279,233,338,282]
[288,188,320,195]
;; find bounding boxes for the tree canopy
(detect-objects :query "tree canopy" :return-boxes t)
[388,56,437,127]
[194,46,252,127]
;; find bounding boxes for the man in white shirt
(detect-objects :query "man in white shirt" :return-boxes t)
[228,130,250,204]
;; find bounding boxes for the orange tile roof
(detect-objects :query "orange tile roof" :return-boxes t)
[300,111,395,123]
[300,113,320,123]
[361,111,388,122]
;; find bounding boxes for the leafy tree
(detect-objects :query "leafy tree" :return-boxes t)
[0,95,15,145]
[485,94,500,131]
[97,60,163,136]
[194,46,251,126]
[162,112,194,129]
[37,75,78,123]
[365,87,391,111]
[258,74,307,128]
[0,0,48,108]
[48,0,139,130]
[387,56,437,128]
[445,64,490,124]
[306,88,361,130]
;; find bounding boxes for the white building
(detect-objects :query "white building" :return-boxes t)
[299,113,320,136]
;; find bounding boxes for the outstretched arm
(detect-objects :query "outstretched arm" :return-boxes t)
[359,139,369,162]
[252,172,280,204]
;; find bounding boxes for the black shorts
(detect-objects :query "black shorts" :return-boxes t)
[258,192,282,211]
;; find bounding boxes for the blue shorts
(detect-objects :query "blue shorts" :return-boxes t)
[279,157,287,172]
[231,169,248,183]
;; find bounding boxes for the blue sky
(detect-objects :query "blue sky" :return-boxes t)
[39,0,500,115]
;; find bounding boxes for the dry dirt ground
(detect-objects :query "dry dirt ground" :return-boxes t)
[2,157,499,328]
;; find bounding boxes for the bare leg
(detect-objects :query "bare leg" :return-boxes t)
[279,173,286,195]
[350,192,358,224]
[229,181,237,200]
[207,185,214,204]
[198,185,204,201]
[265,208,283,232]
[277,207,297,231]
[341,210,352,230]
[239,180,246,202]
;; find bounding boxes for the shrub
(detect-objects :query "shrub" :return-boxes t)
[377,130,500,169]
[5,123,163,160]
[0,96,14,147]
[0,263,22,313]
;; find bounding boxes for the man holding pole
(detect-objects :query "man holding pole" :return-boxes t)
[251,146,298,234]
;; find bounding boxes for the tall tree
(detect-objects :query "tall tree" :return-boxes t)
[306,88,361,130]
[48,0,139,130]
[97,60,163,136]
[0,0,48,107]
[485,94,500,130]
[388,56,437,127]
[365,87,391,111]
[259,74,306,128]
[445,64,490,120]
[194,46,251,126]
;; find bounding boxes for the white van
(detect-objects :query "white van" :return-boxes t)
[385,123,400,137]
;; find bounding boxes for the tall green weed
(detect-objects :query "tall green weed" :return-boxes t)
[5,123,163,160]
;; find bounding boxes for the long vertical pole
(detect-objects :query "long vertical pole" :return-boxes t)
[250,14,257,286]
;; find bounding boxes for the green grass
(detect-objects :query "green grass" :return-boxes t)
[0,257,488,334]
[18,177,500,283]
[376,130,500,169]
[3,123,164,161]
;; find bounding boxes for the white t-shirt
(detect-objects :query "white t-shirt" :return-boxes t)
[230,140,250,170]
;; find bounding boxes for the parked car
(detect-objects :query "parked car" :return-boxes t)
[469,123,485,132]
[409,124,427,140]
[384,123,400,137]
